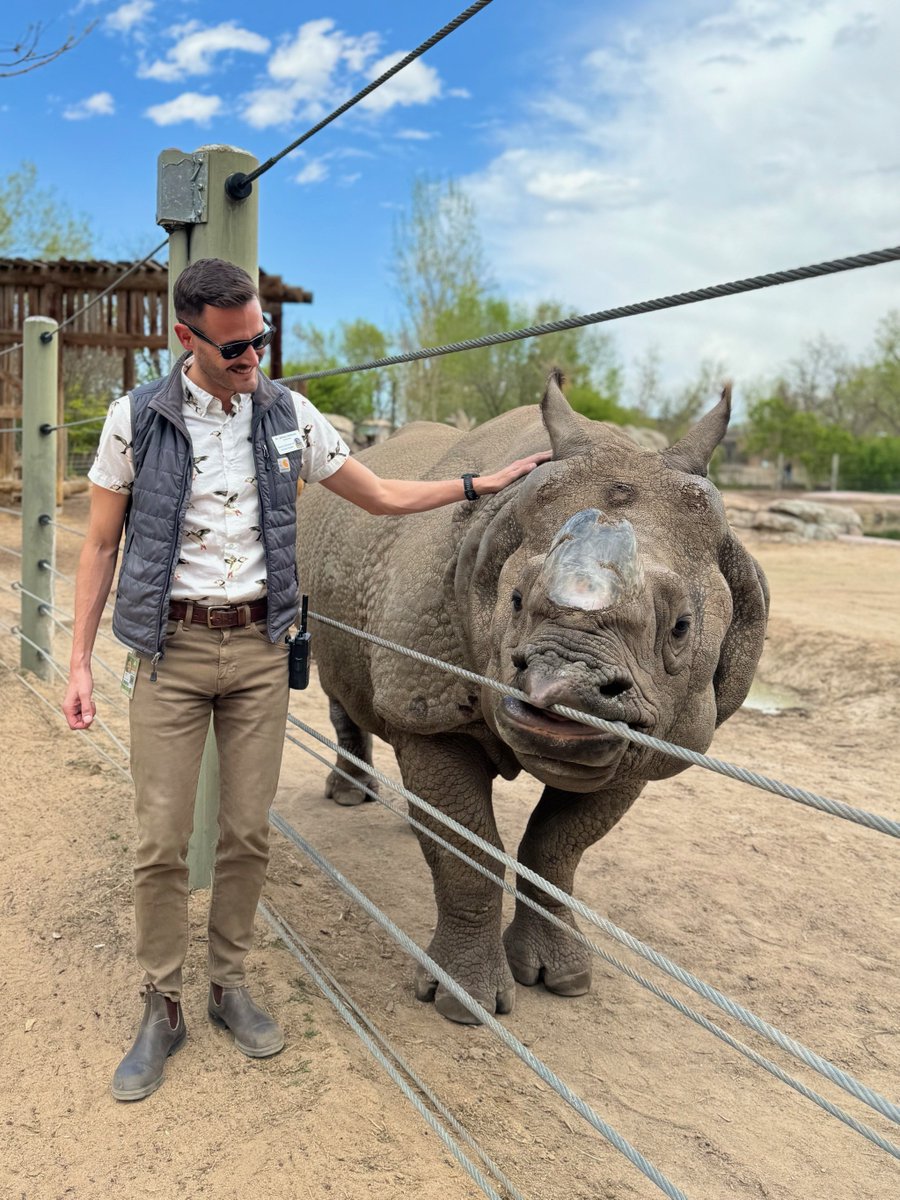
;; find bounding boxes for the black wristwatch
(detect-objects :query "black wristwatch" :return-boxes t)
[461,472,480,501]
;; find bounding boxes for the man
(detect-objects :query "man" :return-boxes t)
[62,257,547,1102]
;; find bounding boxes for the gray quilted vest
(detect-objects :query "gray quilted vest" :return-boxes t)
[112,352,301,659]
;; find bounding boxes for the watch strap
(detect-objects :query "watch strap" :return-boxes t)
[462,472,480,501]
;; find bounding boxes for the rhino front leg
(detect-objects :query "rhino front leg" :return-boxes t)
[325,698,378,806]
[504,783,642,996]
[393,732,514,1025]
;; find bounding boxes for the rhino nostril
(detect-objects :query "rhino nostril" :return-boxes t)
[511,650,528,671]
[598,678,631,699]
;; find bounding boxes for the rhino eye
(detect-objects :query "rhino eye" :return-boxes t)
[672,615,691,639]
[511,589,523,612]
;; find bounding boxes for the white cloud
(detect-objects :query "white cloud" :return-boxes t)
[63,91,115,120]
[241,19,381,129]
[463,0,900,393]
[447,87,471,100]
[144,92,223,126]
[359,54,441,114]
[105,0,153,34]
[396,128,434,141]
[140,21,269,82]
[295,159,329,185]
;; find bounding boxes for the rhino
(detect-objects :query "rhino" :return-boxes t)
[296,372,769,1024]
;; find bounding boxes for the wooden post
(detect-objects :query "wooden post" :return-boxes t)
[20,316,58,679]
[158,145,260,889]
[830,453,840,492]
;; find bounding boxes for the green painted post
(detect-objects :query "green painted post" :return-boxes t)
[157,144,259,889]
[20,316,58,680]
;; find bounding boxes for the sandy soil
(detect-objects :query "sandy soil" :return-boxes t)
[0,496,897,1200]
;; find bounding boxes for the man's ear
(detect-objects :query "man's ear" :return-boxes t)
[173,323,193,353]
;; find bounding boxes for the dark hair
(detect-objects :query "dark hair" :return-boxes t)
[173,258,259,322]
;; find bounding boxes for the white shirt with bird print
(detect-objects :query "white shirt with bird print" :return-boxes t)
[89,367,350,605]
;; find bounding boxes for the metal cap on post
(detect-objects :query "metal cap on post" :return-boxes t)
[157,144,260,889]
[21,316,58,680]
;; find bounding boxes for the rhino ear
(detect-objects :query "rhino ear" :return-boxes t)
[540,369,593,460]
[713,532,769,726]
[662,382,732,477]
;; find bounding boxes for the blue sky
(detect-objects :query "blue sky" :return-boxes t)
[3,0,900,399]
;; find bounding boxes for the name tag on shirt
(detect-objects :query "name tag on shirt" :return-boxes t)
[271,430,304,454]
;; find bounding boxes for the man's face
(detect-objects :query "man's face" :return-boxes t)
[175,299,268,401]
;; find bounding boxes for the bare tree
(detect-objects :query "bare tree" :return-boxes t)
[0,20,96,78]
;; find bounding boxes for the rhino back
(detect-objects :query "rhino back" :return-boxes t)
[297,408,548,736]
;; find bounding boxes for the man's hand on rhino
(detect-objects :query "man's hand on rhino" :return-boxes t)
[474,450,552,495]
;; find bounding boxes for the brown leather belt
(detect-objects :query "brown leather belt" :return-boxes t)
[168,598,268,629]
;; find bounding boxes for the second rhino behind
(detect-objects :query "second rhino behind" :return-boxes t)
[296,372,769,1024]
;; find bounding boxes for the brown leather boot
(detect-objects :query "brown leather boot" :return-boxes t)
[111,990,186,1101]
[208,984,284,1057]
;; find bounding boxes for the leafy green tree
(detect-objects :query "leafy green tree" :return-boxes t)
[392,177,627,425]
[284,319,390,423]
[0,162,93,258]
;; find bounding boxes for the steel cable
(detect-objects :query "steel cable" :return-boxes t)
[11,581,120,644]
[277,246,900,385]
[269,809,690,1200]
[308,611,900,839]
[39,238,170,343]
[0,507,22,517]
[0,544,22,558]
[10,624,129,729]
[228,1,496,197]
[284,729,900,1162]
[0,652,131,782]
[286,712,900,1127]
[259,901,524,1200]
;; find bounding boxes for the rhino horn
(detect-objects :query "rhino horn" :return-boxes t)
[540,369,594,460]
[661,382,732,477]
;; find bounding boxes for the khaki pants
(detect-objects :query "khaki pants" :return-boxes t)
[128,617,289,1001]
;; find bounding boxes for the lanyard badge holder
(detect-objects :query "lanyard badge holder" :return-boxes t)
[288,595,311,690]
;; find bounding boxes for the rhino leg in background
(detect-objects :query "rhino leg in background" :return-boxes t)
[324,698,378,806]
[393,731,514,1025]
[503,782,643,995]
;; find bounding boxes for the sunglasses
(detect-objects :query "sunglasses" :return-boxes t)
[183,319,275,361]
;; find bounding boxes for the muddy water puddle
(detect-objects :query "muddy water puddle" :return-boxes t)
[742,678,807,714]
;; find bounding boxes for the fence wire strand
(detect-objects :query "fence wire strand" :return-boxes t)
[0,651,131,783]
[41,238,170,342]
[259,901,523,1200]
[308,611,900,840]
[277,246,900,385]
[286,712,900,1128]
[235,1,496,192]
[270,809,690,1200]
[284,728,900,1162]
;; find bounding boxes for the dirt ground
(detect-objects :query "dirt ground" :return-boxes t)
[0,495,897,1200]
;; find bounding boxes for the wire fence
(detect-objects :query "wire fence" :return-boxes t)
[283,729,900,1161]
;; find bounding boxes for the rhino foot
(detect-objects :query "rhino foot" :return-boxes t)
[324,769,377,807]
[503,909,592,997]
[414,940,515,1025]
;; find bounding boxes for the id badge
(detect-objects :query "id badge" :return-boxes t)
[121,650,140,699]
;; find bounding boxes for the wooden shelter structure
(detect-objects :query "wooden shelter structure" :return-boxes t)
[0,256,312,490]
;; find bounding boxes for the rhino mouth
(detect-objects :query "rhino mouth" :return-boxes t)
[499,696,633,763]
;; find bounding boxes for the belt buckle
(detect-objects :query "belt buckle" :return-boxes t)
[205,605,233,628]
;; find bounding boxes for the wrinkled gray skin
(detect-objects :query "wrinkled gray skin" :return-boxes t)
[297,373,769,1024]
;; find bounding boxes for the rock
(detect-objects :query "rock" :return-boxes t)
[752,511,806,534]
[769,498,862,533]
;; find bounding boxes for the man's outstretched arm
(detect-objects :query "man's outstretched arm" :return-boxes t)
[319,451,551,516]
[62,486,129,730]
